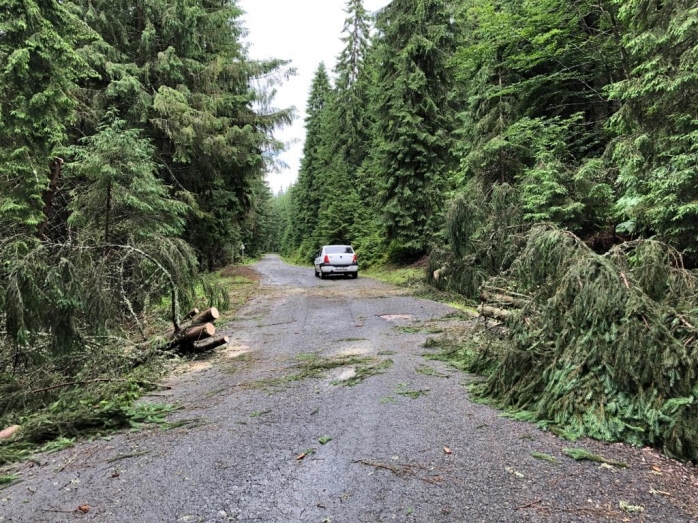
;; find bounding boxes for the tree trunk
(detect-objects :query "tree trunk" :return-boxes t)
[37,158,64,239]
[479,291,529,309]
[105,180,111,243]
[192,336,229,352]
[190,307,219,325]
[477,305,511,321]
[182,308,200,321]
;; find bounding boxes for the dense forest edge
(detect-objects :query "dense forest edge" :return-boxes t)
[0,0,285,463]
[1,0,697,465]
[273,0,698,462]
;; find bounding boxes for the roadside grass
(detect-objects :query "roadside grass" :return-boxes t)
[398,325,445,334]
[364,264,478,315]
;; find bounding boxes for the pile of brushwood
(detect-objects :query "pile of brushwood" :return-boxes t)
[0,234,230,465]
[428,185,698,462]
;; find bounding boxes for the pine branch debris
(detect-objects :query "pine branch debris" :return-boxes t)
[432,223,698,462]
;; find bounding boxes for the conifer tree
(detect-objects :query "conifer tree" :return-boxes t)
[312,0,373,250]
[610,0,698,259]
[67,117,188,243]
[287,63,333,257]
[74,0,292,267]
[0,0,96,234]
[370,0,458,257]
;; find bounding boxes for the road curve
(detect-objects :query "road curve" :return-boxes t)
[1,255,696,522]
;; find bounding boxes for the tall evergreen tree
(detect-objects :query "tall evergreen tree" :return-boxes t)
[370,0,458,257]
[610,0,698,259]
[75,0,292,268]
[0,0,97,234]
[312,0,374,250]
[67,117,188,243]
[286,63,333,257]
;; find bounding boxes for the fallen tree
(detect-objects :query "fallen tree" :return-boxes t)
[431,220,698,462]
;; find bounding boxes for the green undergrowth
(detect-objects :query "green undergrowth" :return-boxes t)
[366,264,478,314]
[425,225,698,462]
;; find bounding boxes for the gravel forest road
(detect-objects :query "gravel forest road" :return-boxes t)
[1,255,696,522]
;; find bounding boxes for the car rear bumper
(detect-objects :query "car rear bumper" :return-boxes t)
[319,264,358,274]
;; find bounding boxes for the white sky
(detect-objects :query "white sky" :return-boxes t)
[238,0,390,194]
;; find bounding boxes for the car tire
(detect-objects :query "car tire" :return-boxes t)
[352,272,358,279]
[319,271,325,280]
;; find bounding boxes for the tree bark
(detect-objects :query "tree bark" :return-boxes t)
[190,307,219,325]
[37,158,64,239]
[477,305,511,321]
[479,291,529,309]
[167,322,215,342]
[193,336,229,352]
[182,308,200,321]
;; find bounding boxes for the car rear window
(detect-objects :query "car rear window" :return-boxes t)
[325,246,353,254]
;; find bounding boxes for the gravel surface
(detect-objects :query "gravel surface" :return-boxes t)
[1,255,696,522]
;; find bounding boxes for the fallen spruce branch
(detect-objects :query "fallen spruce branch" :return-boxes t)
[563,448,628,468]
[24,379,171,396]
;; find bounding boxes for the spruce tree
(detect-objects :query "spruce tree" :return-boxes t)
[610,0,698,259]
[67,117,188,243]
[0,0,96,234]
[75,0,292,267]
[287,63,333,257]
[312,0,373,250]
[370,0,458,257]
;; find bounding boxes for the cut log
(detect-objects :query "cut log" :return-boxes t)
[0,425,20,440]
[183,308,200,321]
[181,322,216,342]
[190,307,219,325]
[193,336,229,352]
[479,291,529,309]
[165,322,216,350]
[478,305,511,321]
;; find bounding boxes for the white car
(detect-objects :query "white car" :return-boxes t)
[314,245,359,279]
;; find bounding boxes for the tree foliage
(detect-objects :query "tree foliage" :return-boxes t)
[0,0,292,440]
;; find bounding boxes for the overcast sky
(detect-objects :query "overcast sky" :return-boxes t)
[238,0,390,193]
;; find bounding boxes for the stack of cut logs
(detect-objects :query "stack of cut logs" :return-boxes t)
[166,307,229,353]
[477,287,530,323]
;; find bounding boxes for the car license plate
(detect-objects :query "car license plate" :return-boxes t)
[335,267,346,271]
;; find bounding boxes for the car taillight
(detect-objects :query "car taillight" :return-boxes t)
[353,254,357,263]
[324,254,330,264]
